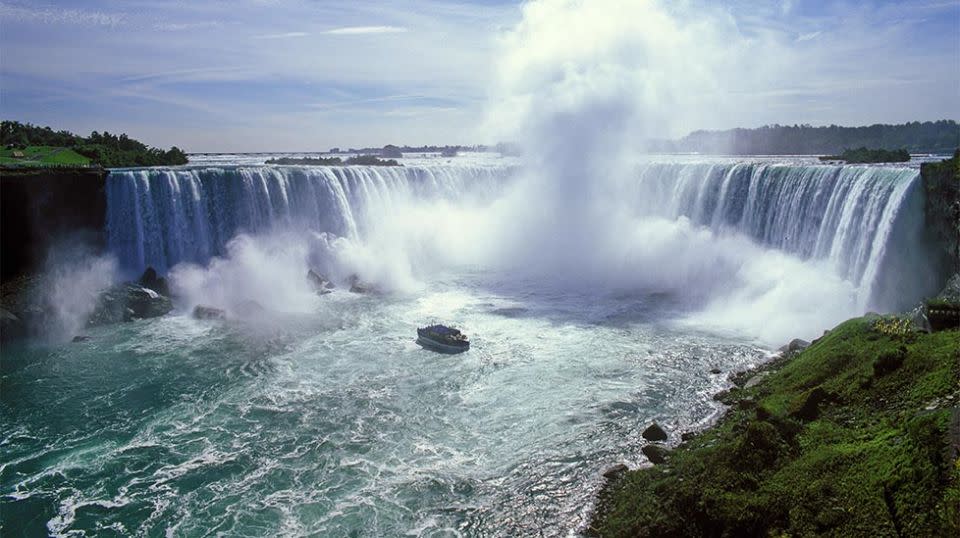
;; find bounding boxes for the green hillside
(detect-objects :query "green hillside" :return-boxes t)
[592,316,960,536]
[0,145,92,167]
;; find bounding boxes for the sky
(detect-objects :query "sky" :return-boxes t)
[1,0,957,152]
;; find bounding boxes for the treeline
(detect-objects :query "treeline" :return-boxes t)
[654,120,959,155]
[265,155,400,166]
[1,121,188,167]
[819,147,911,163]
[331,144,489,156]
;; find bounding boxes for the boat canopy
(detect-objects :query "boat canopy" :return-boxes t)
[423,324,460,336]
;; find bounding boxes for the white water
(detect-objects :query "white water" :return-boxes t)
[105,155,927,343]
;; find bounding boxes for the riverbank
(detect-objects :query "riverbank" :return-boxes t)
[590,313,959,536]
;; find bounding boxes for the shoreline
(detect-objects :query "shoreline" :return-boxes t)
[587,309,960,536]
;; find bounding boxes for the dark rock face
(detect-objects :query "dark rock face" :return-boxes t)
[87,284,173,326]
[72,335,90,342]
[307,269,334,295]
[641,444,669,465]
[642,423,668,442]
[1,167,108,281]
[193,305,226,320]
[139,267,170,297]
[0,307,26,342]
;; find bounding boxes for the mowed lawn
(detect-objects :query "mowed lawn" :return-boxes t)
[0,146,91,166]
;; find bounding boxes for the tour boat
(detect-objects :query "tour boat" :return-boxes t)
[416,325,470,354]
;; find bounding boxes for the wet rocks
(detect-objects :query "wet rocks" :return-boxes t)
[602,463,629,480]
[641,444,669,465]
[642,423,668,442]
[193,305,226,320]
[348,274,376,294]
[138,267,170,297]
[71,335,90,342]
[307,269,334,295]
[0,307,26,341]
[779,338,810,354]
[87,284,173,326]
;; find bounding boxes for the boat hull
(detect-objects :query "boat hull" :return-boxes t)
[416,336,469,354]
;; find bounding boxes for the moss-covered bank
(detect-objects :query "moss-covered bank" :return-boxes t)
[591,317,959,537]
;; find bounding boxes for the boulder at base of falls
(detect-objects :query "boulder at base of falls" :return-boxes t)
[347,274,377,294]
[87,284,173,326]
[642,423,669,442]
[138,267,171,297]
[193,305,226,320]
[0,307,26,342]
[307,269,335,295]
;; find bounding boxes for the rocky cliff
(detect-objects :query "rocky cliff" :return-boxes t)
[0,167,108,280]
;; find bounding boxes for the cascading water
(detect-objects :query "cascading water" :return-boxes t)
[624,160,926,310]
[105,164,511,275]
[106,159,928,312]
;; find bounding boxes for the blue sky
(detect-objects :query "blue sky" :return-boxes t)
[1,0,957,151]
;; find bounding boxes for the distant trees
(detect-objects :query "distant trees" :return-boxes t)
[819,147,911,163]
[264,155,400,166]
[381,145,403,158]
[344,155,399,166]
[667,120,959,155]
[1,121,189,167]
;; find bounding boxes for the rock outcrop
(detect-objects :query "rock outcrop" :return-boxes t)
[193,305,226,320]
[87,284,173,326]
[307,269,334,295]
[138,267,171,297]
[642,423,668,442]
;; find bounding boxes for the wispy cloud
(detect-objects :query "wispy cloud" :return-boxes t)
[0,3,124,27]
[121,66,252,84]
[254,31,309,39]
[323,26,408,35]
[154,21,223,32]
[309,94,426,110]
[796,31,822,42]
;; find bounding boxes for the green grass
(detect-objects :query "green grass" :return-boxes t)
[0,145,91,166]
[591,317,960,537]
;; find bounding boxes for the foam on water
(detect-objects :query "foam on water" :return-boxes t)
[1,276,767,536]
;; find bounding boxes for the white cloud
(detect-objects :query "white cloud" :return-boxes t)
[323,26,408,35]
[254,31,309,39]
[154,21,223,32]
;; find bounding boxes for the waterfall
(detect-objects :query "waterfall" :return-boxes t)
[105,160,928,311]
[624,161,924,308]
[106,164,512,275]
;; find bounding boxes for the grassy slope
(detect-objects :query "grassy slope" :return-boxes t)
[0,145,91,166]
[592,317,960,537]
